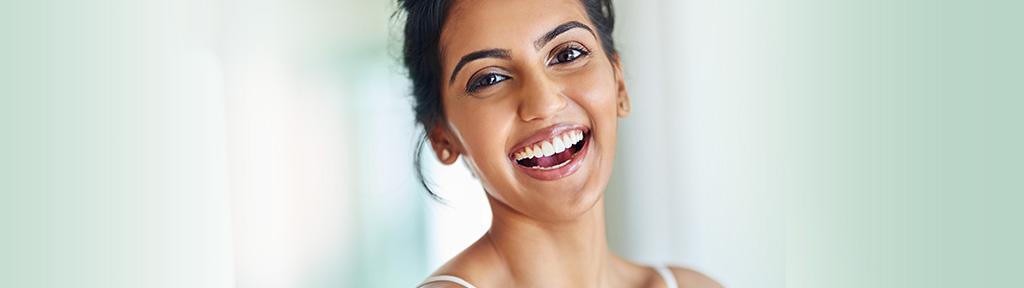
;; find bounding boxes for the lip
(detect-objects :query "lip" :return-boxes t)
[507,123,592,181]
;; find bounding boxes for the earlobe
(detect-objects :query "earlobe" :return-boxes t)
[431,141,459,165]
[428,125,460,165]
[617,93,631,117]
[440,148,451,161]
[612,55,631,118]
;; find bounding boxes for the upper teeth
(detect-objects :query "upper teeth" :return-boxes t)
[514,130,585,161]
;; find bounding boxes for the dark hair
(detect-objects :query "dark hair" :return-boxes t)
[396,0,618,200]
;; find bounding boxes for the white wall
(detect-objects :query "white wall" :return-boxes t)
[612,0,786,286]
[0,0,235,287]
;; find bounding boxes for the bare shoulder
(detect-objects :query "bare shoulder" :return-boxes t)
[420,235,507,287]
[668,266,723,288]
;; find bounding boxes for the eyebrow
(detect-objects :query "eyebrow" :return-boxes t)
[449,49,511,86]
[447,21,597,87]
[534,21,595,51]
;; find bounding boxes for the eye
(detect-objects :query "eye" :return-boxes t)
[548,43,590,65]
[466,73,510,93]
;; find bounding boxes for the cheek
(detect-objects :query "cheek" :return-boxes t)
[563,62,618,115]
[446,99,518,169]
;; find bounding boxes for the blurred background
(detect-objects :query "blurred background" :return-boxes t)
[1,0,1022,287]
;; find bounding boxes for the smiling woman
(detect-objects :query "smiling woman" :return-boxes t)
[3,0,1018,287]
[396,0,721,287]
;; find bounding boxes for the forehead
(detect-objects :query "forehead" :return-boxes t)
[439,0,591,61]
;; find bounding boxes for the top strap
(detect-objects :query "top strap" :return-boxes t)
[417,275,477,288]
[655,266,679,288]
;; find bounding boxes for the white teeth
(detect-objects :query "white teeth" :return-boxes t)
[513,130,586,161]
[541,141,555,157]
[553,137,565,153]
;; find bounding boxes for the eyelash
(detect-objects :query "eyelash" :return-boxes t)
[464,43,592,94]
[466,73,509,93]
[548,43,591,65]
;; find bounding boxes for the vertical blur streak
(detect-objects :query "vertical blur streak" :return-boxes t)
[0,0,234,287]
[223,0,429,287]
[612,0,1024,288]
[613,0,786,286]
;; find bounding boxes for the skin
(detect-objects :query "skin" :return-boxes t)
[424,0,722,287]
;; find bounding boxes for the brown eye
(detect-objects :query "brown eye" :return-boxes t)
[466,73,509,93]
[548,44,590,65]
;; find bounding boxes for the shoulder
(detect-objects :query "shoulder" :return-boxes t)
[667,266,723,288]
[421,236,508,287]
[417,281,466,288]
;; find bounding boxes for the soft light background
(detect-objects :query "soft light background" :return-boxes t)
[1,0,1021,287]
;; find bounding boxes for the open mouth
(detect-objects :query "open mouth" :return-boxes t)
[510,129,589,170]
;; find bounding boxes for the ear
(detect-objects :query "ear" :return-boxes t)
[427,122,460,165]
[611,54,631,118]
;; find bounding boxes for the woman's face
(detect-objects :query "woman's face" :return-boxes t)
[433,0,629,221]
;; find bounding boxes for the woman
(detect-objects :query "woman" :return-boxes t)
[398,0,722,287]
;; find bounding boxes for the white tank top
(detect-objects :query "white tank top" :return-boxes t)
[417,266,679,288]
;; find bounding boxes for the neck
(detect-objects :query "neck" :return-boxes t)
[484,194,616,287]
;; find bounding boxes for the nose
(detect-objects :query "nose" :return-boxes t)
[517,72,568,122]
